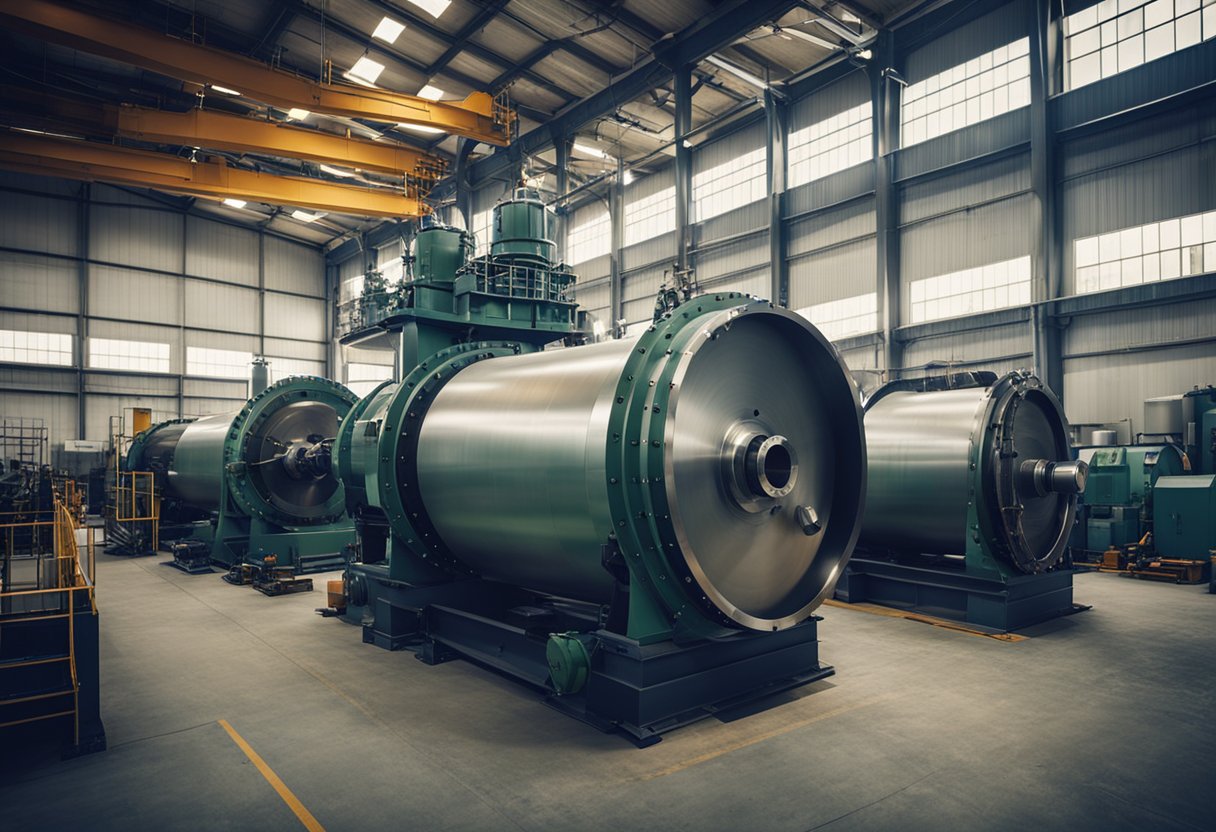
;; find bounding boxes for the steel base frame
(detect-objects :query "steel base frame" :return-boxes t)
[835,556,1082,633]
[344,564,834,746]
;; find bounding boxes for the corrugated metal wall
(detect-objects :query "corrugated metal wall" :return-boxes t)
[0,174,329,460]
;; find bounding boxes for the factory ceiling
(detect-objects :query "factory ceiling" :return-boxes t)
[0,0,915,247]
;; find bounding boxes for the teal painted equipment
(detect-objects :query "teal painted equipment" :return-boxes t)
[1183,386,1216,475]
[334,192,867,743]
[1152,475,1216,560]
[126,376,358,572]
[1077,444,1188,552]
[837,371,1088,632]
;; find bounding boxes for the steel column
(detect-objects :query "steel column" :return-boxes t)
[1028,0,1064,398]
[554,136,573,264]
[871,30,901,376]
[674,67,694,275]
[75,183,88,440]
[609,156,625,330]
[765,88,789,307]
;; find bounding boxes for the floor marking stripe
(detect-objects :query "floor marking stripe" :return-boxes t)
[640,692,901,781]
[821,600,1028,641]
[218,719,326,832]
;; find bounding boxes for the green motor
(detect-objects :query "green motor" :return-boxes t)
[490,187,557,265]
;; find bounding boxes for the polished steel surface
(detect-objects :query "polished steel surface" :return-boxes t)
[249,401,341,519]
[416,306,865,627]
[416,338,631,602]
[861,386,984,554]
[136,421,191,475]
[167,413,232,508]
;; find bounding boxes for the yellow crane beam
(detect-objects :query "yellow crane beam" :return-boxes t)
[0,90,446,179]
[0,132,426,219]
[0,0,512,145]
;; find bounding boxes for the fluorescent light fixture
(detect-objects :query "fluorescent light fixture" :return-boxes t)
[11,126,81,140]
[405,0,450,19]
[682,139,692,148]
[779,26,841,51]
[222,198,247,209]
[291,209,326,222]
[855,48,873,61]
[210,85,242,96]
[398,123,445,134]
[705,55,768,91]
[286,108,311,120]
[372,16,406,43]
[319,164,357,178]
[573,141,606,159]
[622,169,634,185]
[416,84,444,101]
[346,56,385,85]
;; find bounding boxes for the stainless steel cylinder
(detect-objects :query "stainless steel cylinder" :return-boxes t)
[411,303,866,628]
[859,373,1082,572]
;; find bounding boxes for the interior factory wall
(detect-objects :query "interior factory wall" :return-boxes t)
[0,172,328,468]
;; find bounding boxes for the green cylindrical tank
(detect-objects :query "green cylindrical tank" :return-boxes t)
[490,187,556,264]
[128,376,357,528]
[413,225,473,284]
[337,295,866,633]
[860,372,1087,574]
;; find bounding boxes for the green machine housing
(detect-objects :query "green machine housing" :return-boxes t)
[836,371,1089,632]
[1182,386,1216,475]
[1152,475,1216,560]
[125,376,358,572]
[334,190,868,744]
[1076,444,1188,553]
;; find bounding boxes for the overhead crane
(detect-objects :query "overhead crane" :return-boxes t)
[0,132,427,219]
[0,1,513,145]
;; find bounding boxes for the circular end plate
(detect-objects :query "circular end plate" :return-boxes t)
[248,401,342,519]
[663,307,865,630]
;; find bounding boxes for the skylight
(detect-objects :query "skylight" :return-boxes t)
[372,17,406,43]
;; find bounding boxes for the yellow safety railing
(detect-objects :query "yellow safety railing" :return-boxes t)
[110,469,160,551]
[0,498,96,746]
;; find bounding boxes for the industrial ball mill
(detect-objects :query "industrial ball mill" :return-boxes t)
[836,371,1087,632]
[125,376,358,572]
[333,191,867,744]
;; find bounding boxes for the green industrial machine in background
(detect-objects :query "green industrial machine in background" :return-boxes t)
[333,190,868,745]
[1077,444,1188,554]
[1152,475,1216,561]
[836,371,1088,632]
[125,376,358,573]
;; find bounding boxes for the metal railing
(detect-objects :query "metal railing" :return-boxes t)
[0,499,96,746]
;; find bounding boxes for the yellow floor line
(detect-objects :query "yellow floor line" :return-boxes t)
[218,719,326,832]
[821,599,1027,642]
[640,692,901,781]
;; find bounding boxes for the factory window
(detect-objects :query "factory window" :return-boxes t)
[787,102,873,188]
[1064,0,1216,90]
[0,330,73,366]
[566,209,611,265]
[347,362,394,398]
[797,293,878,341]
[186,346,253,379]
[269,357,325,382]
[900,38,1030,147]
[88,338,170,373]
[471,208,494,256]
[910,256,1032,324]
[624,185,676,246]
[692,147,767,222]
[1074,210,1216,294]
[377,246,404,285]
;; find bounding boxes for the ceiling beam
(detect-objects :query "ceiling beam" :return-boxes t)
[425,0,511,78]
[464,0,801,187]
[0,0,511,144]
[0,132,427,218]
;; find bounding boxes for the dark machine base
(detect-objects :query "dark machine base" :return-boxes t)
[835,556,1083,633]
[162,541,215,574]
[343,565,833,746]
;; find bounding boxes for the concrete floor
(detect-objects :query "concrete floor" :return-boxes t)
[2,554,1213,832]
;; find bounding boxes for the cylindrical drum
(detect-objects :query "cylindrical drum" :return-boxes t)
[860,372,1086,573]
[491,188,557,265]
[127,377,357,527]
[1092,429,1118,446]
[350,296,867,632]
[413,226,472,284]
